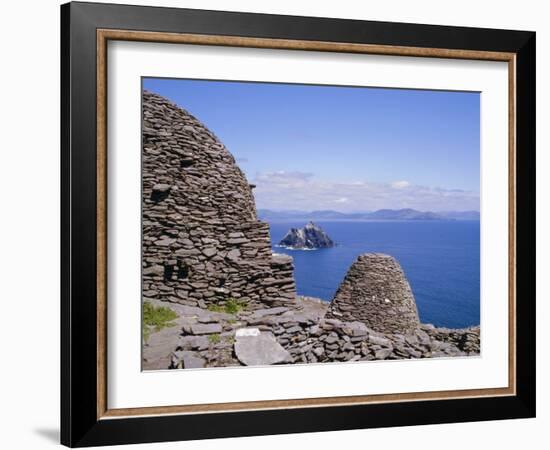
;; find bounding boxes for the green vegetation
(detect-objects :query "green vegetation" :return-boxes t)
[224,298,244,314]
[207,298,245,315]
[206,304,225,313]
[207,333,221,344]
[142,301,178,343]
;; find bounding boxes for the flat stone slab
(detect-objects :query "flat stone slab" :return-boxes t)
[271,253,294,265]
[342,321,369,337]
[172,350,206,369]
[189,323,223,335]
[374,348,393,359]
[179,335,209,351]
[368,334,392,347]
[152,183,171,192]
[197,316,219,324]
[249,307,289,319]
[236,327,260,337]
[234,330,291,366]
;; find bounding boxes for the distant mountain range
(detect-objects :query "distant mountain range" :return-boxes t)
[257,208,480,221]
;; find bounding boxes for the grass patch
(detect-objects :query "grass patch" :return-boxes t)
[207,298,245,315]
[142,301,178,343]
[225,298,245,314]
[207,333,221,344]
[207,304,225,313]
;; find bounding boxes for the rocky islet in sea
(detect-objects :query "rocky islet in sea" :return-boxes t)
[278,222,335,249]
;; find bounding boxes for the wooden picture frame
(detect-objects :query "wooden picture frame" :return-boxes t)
[61,1,535,447]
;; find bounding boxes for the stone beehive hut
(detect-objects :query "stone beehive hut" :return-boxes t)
[142,90,296,308]
[325,253,420,334]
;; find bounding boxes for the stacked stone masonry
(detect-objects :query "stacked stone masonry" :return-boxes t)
[156,298,480,370]
[326,253,420,334]
[142,90,296,309]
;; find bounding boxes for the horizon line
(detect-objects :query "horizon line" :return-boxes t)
[257,208,481,213]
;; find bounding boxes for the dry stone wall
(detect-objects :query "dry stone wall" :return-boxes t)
[142,90,296,308]
[325,253,420,334]
[159,297,480,370]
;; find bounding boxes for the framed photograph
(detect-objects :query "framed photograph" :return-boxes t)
[61,1,536,447]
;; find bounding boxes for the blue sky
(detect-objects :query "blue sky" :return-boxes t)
[143,78,480,212]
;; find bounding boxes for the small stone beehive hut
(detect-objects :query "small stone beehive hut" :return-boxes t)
[142,90,296,308]
[325,253,420,334]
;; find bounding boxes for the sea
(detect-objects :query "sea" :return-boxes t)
[267,220,480,329]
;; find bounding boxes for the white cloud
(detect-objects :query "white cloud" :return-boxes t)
[391,180,410,189]
[251,171,479,212]
[333,197,349,204]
